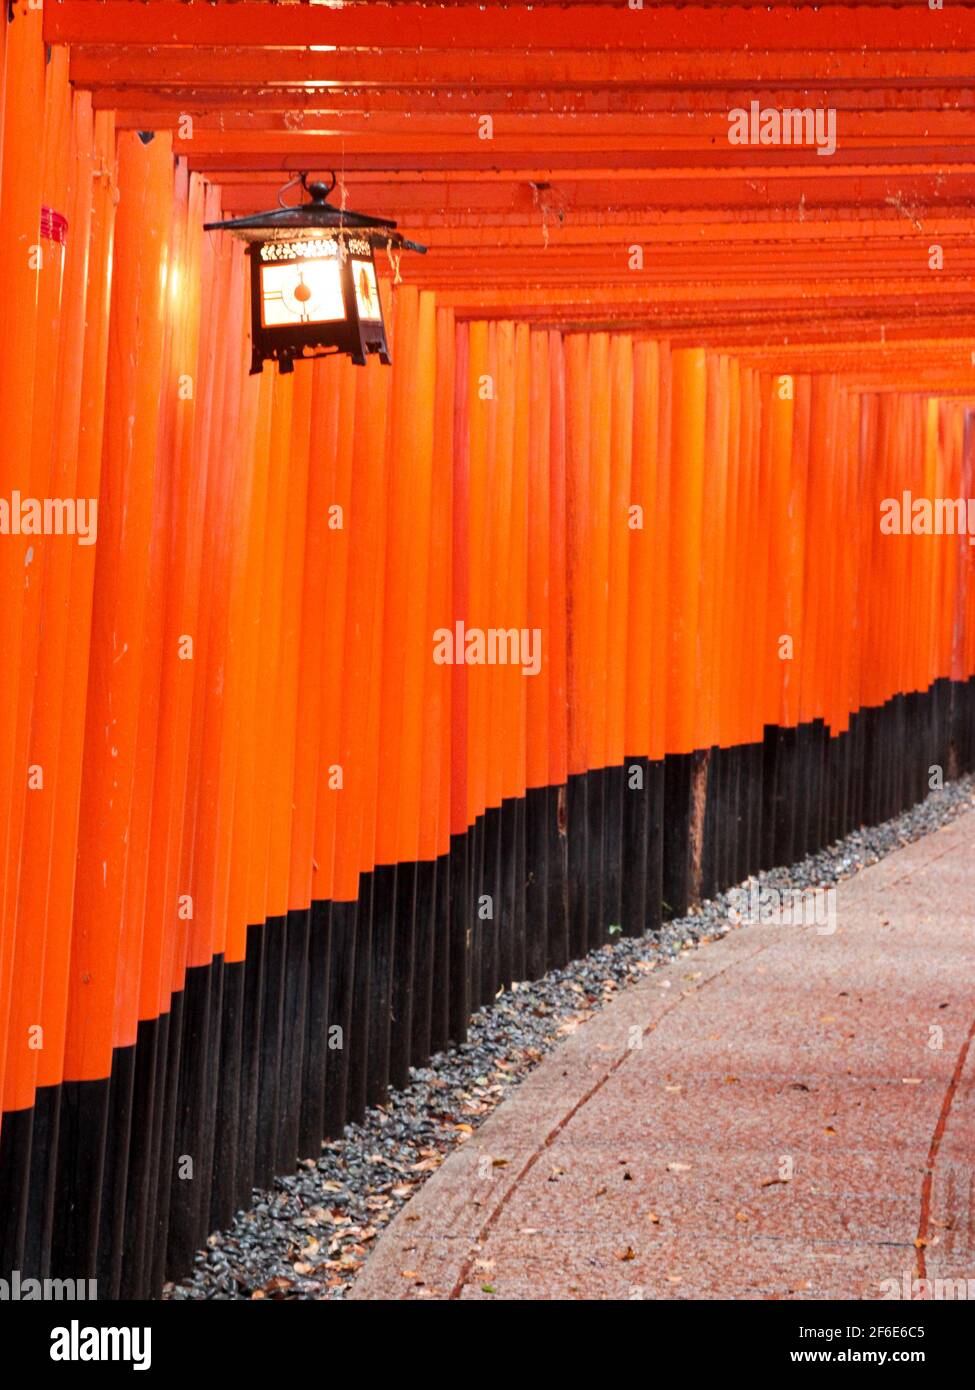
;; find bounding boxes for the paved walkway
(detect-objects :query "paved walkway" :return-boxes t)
[351,814,975,1299]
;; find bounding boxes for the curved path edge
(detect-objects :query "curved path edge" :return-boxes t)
[351,815,975,1301]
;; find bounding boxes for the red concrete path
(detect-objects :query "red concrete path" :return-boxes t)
[351,813,975,1300]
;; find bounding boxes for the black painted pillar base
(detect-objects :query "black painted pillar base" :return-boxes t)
[662,751,693,918]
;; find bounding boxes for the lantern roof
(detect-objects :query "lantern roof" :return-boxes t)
[204,173,427,255]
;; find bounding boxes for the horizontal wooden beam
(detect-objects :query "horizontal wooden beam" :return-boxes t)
[90,84,975,116]
[398,261,975,286]
[68,46,975,88]
[201,161,975,183]
[200,166,975,230]
[181,147,975,175]
[208,187,975,239]
[432,290,975,320]
[45,3,975,51]
[114,111,975,140]
[400,277,975,299]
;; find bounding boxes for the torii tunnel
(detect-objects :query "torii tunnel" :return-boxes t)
[1,0,975,1300]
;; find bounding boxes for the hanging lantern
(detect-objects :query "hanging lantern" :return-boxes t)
[204,172,427,375]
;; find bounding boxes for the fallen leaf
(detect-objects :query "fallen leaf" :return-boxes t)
[647,1211,660,1225]
[262,1276,292,1294]
[616,1246,636,1261]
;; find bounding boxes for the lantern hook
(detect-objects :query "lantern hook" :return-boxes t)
[276,170,338,209]
[300,170,337,204]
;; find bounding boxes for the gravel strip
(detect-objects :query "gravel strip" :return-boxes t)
[165,773,975,1301]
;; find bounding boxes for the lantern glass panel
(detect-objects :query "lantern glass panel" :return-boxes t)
[351,258,382,321]
[257,237,347,330]
[259,257,345,327]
